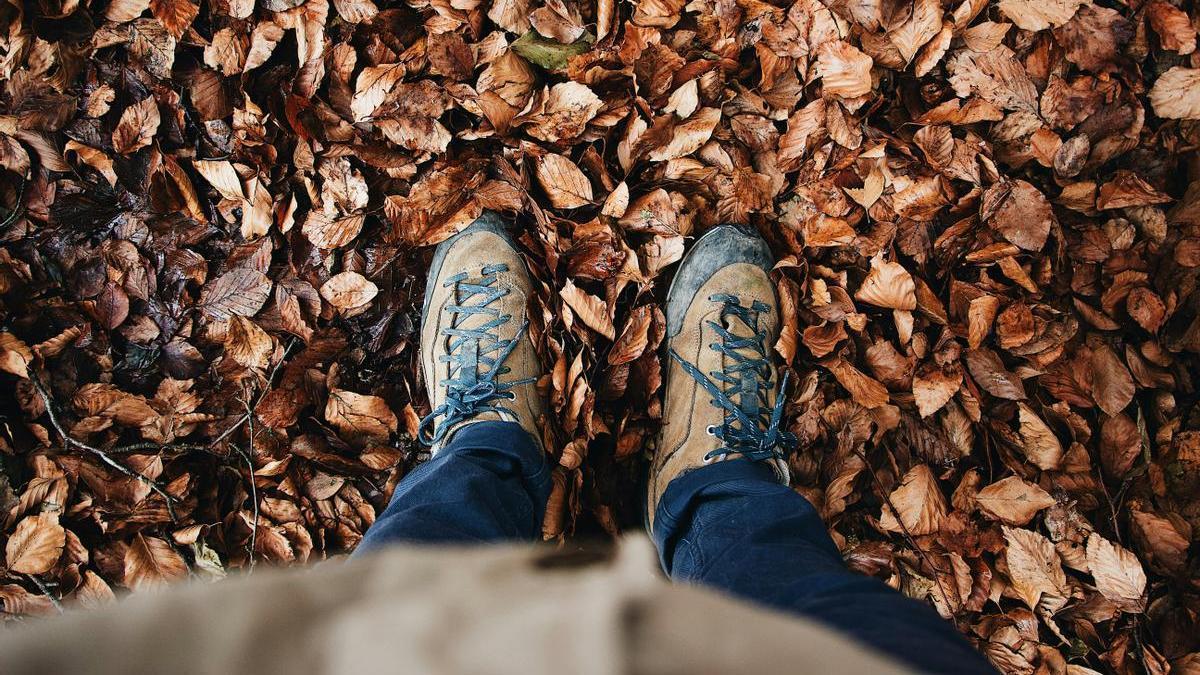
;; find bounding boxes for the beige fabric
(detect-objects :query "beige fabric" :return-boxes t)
[420,229,545,451]
[648,263,783,532]
[0,536,913,675]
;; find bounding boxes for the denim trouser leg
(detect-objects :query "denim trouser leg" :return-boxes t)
[652,459,997,675]
[356,421,551,554]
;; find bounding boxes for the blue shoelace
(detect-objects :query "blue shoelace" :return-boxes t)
[668,294,796,463]
[418,263,535,446]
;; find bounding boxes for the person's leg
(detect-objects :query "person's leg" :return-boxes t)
[358,212,551,554]
[356,421,551,553]
[653,459,996,675]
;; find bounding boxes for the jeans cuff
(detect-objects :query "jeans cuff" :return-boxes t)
[653,459,780,571]
[445,420,553,511]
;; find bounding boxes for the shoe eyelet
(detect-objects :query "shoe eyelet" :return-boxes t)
[505,392,517,400]
[705,425,718,436]
[702,455,716,464]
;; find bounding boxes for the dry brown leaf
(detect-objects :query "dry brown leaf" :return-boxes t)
[967,295,999,349]
[1149,67,1200,120]
[106,0,150,22]
[1003,525,1069,609]
[815,41,874,99]
[888,0,943,63]
[76,570,117,610]
[1147,2,1196,55]
[1099,413,1141,477]
[1090,344,1135,416]
[855,257,917,310]
[124,534,187,591]
[1086,534,1147,612]
[561,280,615,340]
[913,366,962,418]
[608,305,653,365]
[198,269,272,321]
[302,212,365,250]
[1130,509,1189,576]
[976,476,1055,525]
[1017,402,1065,471]
[0,331,32,379]
[112,96,161,155]
[947,47,1038,113]
[879,464,947,536]
[225,315,273,369]
[488,0,532,33]
[965,348,1026,400]
[194,159,245,201]
[535,153,593,209]
[824,357,891,409]
[648,107,721,161]
[325,389,398,441]
[524,82,603,144]
[997,0,1085,31]
[320,272,379,311]
[150,0,199,38]
[989,180,1055,252]
[5,512,66,575]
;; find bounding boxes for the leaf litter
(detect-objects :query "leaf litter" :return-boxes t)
[0,0,1199,670]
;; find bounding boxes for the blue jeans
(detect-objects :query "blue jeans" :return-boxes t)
[358,422,995,674]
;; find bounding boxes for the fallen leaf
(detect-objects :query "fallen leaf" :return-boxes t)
[124,534,188,591]
[815,41,874,99]
[913,366,961,418]
[5,512,66,575]
[320,272,379,311]
[976,476,1055,525]
[535,153,593,209]
[198,269,272,321]
[965,348,1026,400]
[856,257,917,310]
[325,389,398,441]
[824,357,891,409]
[1003,525,1069,609]
[112,97,161,155]
[1090,344,1135,416]
[561,280,615,340]
[1149,67,1200,120]
[997,0,1085,31]
[648,107,721,161]
[0,331,33,378]
[879,464,947,536]
[1017,402,1065,471]
[1086,534,1147,612]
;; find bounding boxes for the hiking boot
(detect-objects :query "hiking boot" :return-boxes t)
[418,212,545,453]
[647,225,795,533]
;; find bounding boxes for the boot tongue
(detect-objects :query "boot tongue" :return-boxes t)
[452,273,500,381]
[719,310,767,436]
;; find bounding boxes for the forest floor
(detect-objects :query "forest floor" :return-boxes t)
[1,0,1199,672]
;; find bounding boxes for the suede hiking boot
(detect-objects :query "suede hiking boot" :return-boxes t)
[647,225,796,533]
[418,212,546,453]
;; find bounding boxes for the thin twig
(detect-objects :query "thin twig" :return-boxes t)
[28,575,64,614]
[851,446,956,617]
[77,338,296,458]
[240,396,258,572]
[32,378,178,522]
[204,339,295,451]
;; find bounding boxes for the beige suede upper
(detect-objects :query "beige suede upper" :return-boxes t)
[420,230,545,452]
[647,263,783,532]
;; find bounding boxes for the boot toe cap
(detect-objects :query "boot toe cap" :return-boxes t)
[665,225,774,337]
